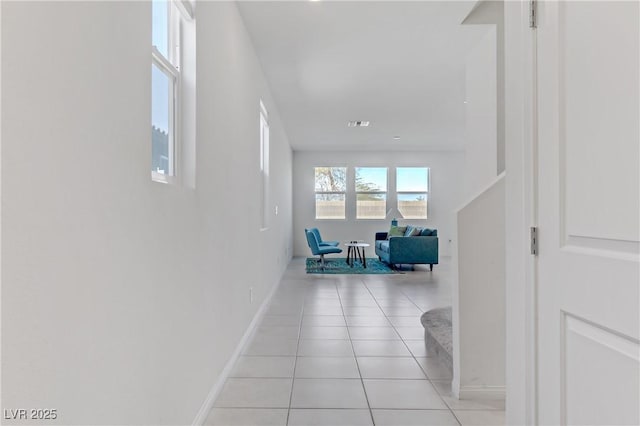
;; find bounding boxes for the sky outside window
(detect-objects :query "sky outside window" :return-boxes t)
[397,167,429,192]
[152,64,171,174]
[151,64,170,133]
[152,0,169,58]
[397,167,429,219]
[356,167,387,191]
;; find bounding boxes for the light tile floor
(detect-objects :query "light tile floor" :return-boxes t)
[206,257,505,426]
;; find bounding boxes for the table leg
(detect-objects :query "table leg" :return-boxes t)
[362,248,367,268]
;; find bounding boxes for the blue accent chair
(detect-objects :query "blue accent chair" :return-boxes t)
[305,229,342,269]
[307,228,339,247]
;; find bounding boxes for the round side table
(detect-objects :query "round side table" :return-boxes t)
[345,241,371,268]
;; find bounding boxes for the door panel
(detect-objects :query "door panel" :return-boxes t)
[564,315,639,425]
[536,1,640,425]
[561,1,640,248]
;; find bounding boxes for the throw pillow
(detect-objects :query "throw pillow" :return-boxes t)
[387,225,407,239]
[404,226,420,237]
[420,228,434,236]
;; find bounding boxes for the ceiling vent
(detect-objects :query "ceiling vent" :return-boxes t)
[348,121,370,127]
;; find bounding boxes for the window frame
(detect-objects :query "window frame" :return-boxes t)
[314,167,347,220]
[396,167,430,220]
[259,100,270,230]
[151,0,182,184]
[355,167,388,220]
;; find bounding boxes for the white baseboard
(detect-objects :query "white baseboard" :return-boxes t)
[191,277,283,425]
[457,385,506,401]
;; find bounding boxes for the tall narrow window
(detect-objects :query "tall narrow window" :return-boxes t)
[396,167,430,219]
[314,167,347,219]
[260,101,270,229]
[152,0,180,182]
[355,167,387,219]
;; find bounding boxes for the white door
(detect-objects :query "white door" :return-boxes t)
[536,1,639,425]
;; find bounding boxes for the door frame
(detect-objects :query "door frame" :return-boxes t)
[504,0,538,424]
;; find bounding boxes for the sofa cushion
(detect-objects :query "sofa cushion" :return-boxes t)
[377,241,390,253]
[405,226,420,237]
[388,225,407,239]
[375,232,389,241]
[420,228,437,236]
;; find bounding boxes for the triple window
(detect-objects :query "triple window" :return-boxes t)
[314,167,429,220]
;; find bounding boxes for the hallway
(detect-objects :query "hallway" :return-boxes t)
[206,258,505,425]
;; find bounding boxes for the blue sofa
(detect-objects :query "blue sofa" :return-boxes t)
[375,226,439,271]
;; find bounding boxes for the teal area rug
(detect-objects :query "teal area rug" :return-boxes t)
[306,257,399,274]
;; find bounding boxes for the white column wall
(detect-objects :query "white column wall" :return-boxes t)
[292,150,464,258]
[464,26,498,199]
[1,2,292,424]
[453,175,506,399]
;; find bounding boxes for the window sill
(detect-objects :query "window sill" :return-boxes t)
[151,171,177,185]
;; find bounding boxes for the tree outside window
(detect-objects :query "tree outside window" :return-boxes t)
[355,167,387,219]
[314,167,347,219]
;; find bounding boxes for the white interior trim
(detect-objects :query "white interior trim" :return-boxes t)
[458,385,507,401]
[190,278,283,425]
[0,2,3,410]
[504,0,538,424]
[454,171,506,213]
[260,99,268,118]
[175,0,194,21]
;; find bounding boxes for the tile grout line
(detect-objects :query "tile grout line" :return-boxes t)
[289,259,483,425]
[362,275,454,420]
[450,409,464,426]
[337,276,376,426]
[363,276,417,362]
[285,296,305,426]
[265,262,463,425]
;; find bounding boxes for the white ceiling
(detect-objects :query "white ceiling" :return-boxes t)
[237,1,488,152]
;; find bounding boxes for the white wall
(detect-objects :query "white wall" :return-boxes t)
[456,4,506,403]
[293,150,464,258]
[1,2,292,425]
[453,174,505,399]
[462,0,505,175]
[464,26,498,199]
